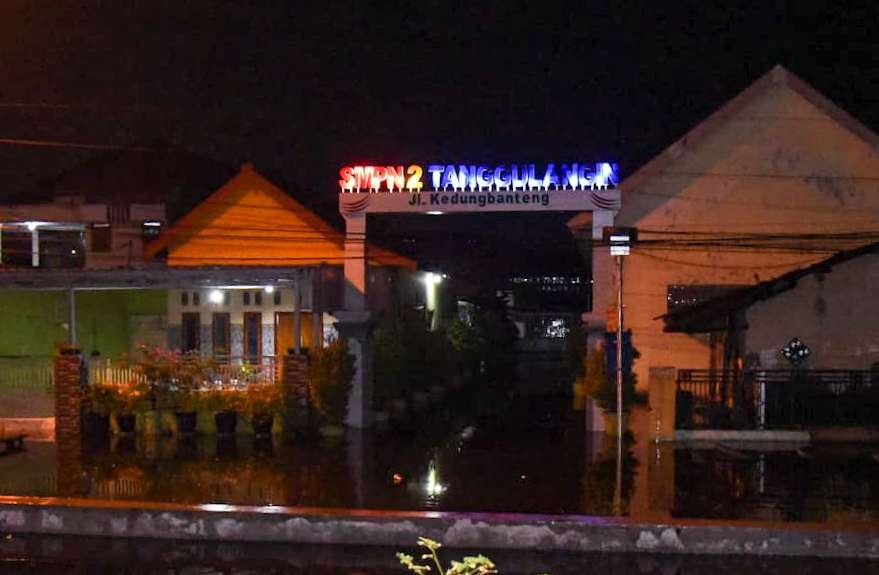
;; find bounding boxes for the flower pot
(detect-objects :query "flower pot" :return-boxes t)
[83,412,109,437]
[215,410,238,435]
[175,411,197,435]
[115,413,136,434]
[251,412,274,436]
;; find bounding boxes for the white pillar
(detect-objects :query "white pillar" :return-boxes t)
[583,210,616,329]
[311,267,322,350]
[68,288,77,346]
[31,228,39,267]
[336,310,372,428]
[343,214,367,311]
[293,269,302,354]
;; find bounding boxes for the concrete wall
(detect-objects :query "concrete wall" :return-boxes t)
[745,253,879,369]
[606,81,879,388]
[0,289,166,358]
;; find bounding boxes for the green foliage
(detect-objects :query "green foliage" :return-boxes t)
[307,339,356,425]
[371,314,408,404]
[199,386,246,413]
[397,537,498,575]
[135,344,216,411]
[586,345,638,411]
[371,312,456,406]
[468,293,518,382]
[242,382,284,416]
[447,316,481,372]
[89,380,149,414]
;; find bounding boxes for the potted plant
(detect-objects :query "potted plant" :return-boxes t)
[202,386,245,435]
[137,345,213,434]
[307,339,355,437]
[244,382,284,436]
[91,380,148,434]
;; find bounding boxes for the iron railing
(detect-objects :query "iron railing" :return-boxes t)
[87,355,279,388]
[0,356,54,393]
[676,369,879,430]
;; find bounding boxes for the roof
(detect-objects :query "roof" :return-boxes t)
[662,241,879,333]
[567,64,879,229]
[145,163,416,270]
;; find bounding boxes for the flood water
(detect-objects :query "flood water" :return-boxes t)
[2,386,878,524]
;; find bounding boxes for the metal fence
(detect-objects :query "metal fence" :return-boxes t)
[86,355,279,389]
[676,369,879,430]
[0,356,54,393]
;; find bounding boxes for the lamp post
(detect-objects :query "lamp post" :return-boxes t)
[607,226,636,515]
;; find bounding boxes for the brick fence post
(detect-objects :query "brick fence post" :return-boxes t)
[54,349,84,496]
[282,354,309,430]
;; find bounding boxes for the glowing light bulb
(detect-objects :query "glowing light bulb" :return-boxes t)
[209,290,224,304]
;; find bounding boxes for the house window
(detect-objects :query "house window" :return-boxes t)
[181,312,201,353]
[181,292,189,306]
[39,230,85,268]
[244,312,262,363]
[90,224,112,253]
[192,292,200,306]
[666,284,740,315]
[223,291,231,305]
[212,313,231,358]
[254,291,263,306]
[273,290,281,306]
[0,229,32,267]
[243,291,251,305]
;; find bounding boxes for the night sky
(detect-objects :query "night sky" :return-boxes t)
[1,2,878,281]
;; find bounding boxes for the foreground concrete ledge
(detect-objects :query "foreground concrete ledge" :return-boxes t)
[1,496,877,558]
[674,429,811,442]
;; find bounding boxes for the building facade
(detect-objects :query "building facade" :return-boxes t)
[570,66,879,388]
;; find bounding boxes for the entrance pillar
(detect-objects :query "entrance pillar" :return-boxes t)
[335,310,372,428]
[342,213,367,311]
[340,212,373,428]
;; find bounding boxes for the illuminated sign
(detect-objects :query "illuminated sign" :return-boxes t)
[338,163,618,193]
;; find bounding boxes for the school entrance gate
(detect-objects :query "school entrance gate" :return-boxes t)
[336,162,620,427]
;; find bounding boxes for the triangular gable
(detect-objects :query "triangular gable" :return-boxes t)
[145,163,415,269]
[568,64,879,229]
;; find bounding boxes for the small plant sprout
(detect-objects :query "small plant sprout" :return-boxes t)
[396,537,498,575]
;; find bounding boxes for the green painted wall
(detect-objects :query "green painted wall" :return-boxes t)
[0,289,167,358]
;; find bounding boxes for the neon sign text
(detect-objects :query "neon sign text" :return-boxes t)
[339,163,617,192]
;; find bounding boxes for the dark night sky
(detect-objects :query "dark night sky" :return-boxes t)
[1,1,878,280]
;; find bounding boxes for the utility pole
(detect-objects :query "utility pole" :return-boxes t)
[607,227,636,516]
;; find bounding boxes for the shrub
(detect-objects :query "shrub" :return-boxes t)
[585,344,637,411]
[200,386,246,413]
[90,380,149,414]
[243,382,284,417]
[307,339,355,425]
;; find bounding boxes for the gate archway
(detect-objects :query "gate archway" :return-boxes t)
[335,162,620,427]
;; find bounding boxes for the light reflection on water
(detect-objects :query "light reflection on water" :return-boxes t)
[0,391,877,523]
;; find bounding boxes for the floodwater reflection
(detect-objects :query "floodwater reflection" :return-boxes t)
[0,392,877,523]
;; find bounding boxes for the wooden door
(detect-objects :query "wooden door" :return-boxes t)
[275,311,314,355]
